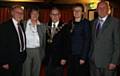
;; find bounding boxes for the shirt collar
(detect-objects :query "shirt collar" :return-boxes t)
[52,21,59,28]
[99,15,108,22]
[12,18,19,29]
[27,19,40,26]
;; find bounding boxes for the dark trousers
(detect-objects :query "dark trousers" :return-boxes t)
[0,64,23,76]
[67,55,90,76]
[89,61,117,76]
[45,58,64,76]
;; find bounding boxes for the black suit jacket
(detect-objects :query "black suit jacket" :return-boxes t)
[44,21,65,66]
[0,19,26,64]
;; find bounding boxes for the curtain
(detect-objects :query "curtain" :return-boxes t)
[113,8,120,20]
[0,7,11,24]
[0,7,73,24]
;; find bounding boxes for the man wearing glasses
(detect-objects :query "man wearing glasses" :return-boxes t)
[43,7,65,76]
[0,5,26,76]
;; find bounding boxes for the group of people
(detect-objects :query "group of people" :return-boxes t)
[0,1,120,76]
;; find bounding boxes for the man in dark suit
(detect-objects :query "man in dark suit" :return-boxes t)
[44,7,65,76]
[0,5,26,76]
[90,1,120,76]
[61,3,91,76]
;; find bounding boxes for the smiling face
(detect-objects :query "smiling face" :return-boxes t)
[11,6,24,22]
[97,2,109,18]
[50,8,61,23]
[73,6,83,19]
[30,10,39,21]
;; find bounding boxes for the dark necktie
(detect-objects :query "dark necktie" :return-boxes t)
[96,19,103,37]
[18,24,24,51]
[96,22,100,37]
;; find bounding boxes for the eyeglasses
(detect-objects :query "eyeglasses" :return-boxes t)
[14,11,24,15]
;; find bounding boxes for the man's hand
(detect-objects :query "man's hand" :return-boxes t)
[80,59,85,65]
[108,64,116,71]
[60,59,66,65]
[2,64,9,70]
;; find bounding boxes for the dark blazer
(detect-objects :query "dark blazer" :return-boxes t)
[0,19,26,64]
[44,21,65,66]
[62,19,91,60]
[90,15,120,68]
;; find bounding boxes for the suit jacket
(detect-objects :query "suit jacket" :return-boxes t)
[91,15,120,68]
[24,21,46,61]
[62,19,91,60]
[44,21,65,66]
[0,19,26,64]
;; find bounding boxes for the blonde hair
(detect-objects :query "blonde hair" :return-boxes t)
[97,1,111,14]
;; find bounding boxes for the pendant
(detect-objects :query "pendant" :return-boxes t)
[47,39,53,43]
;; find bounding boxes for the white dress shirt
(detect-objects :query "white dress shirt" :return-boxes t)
[12,18,25,52]
[51,21,59,28]
[51,21,59,37]
[98,15,108,28]
[25,19,40,48]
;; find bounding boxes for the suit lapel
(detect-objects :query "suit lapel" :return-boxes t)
[10,19,20,40]
[93,16,110,40]
[8,19,20,48]
[58,22,62,27]
[47,21,52,35]
[37,24,43,46]
[48,21,63,38]
[97,16,110,38]
[93,20,98,40]
[100,16,110,33]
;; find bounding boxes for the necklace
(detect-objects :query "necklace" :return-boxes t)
[29,23,37,33]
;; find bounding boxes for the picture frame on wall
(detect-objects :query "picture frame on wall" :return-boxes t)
[88,9,98,21]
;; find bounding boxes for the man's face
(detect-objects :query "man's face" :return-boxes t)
[50,9,61,23]
[73,6,83,19]
[12,7,24,22]
[97,2,109,18]
[31,10,39,21]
